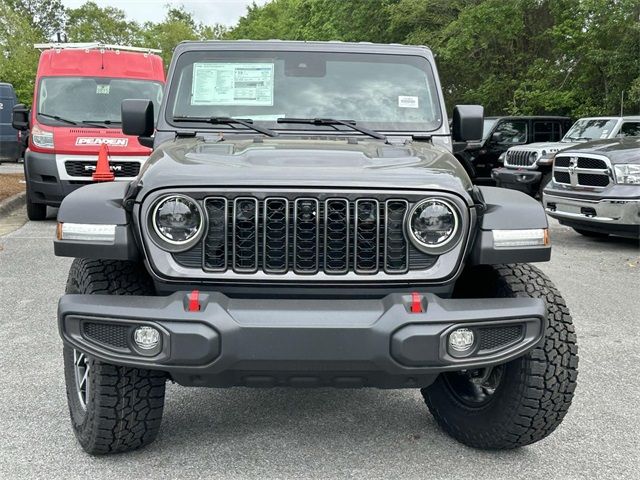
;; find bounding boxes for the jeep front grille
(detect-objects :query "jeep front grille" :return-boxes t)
[174,195,439,276]
[553,154,611,189]
[65,160,140,177]
[505,150,535,167]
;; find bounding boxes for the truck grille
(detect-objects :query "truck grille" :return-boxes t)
[65,160,140,178]
[553,154,611,188]
[505,150,535,167]
[177,196,438,275]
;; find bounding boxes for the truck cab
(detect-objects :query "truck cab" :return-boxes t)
[12,43,164,220]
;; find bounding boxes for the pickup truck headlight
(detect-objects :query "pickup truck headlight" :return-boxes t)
[613,164,640,184]
[151,195,205,250]
[407,199,461,253]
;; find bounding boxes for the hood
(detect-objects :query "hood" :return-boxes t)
[50,126,151,156]
[136,137,472,196]
[508,140,578,153]
[556,137,640,164]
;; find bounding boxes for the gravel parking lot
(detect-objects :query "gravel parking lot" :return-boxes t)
[0,216,638,480]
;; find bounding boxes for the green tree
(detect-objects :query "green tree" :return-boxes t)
[66,1,142,45]
[5,0,65,39]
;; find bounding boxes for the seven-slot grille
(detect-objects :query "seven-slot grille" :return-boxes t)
[189,196,432,275]
[553,155,611,188]
[505,149,535,167]
[65,160,141,178]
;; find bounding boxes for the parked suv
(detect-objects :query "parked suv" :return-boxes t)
[11,43,164,220]
[544,137,640,239]
[54,41,578,455]
[493,116,640,197]
[456,116,571,181]
[0,82,21,163]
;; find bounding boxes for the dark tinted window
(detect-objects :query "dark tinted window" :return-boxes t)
[618,122,640,137]
[493,120,527,144]
[533,121,563,142]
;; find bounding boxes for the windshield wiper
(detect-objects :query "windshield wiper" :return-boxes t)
[37,112,79,125]
[172,116,278,137]
[565,136,592,142]
[277,117,387,141]
[83,120,122,126]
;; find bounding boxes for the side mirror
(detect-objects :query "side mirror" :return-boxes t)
[122,99,154,137]
[491,132,504,143]
[12,104,30,131]
[452,105,484,142]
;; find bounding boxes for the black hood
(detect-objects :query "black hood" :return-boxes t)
[137,137,472,197]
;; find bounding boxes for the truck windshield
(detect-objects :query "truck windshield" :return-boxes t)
[482,119,497,139]
[167,50,443,133]
[563,119,617,142]
[37,77,163,128]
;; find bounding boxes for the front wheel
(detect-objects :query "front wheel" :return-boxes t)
[63,259,166,454]
[26,195,47,221]
[421,264,578,449]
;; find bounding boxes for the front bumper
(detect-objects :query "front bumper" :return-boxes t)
[58,292,546,389]
[544,192,640,237]
[492,167,541,195]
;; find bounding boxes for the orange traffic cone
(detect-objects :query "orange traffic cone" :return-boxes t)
[92,143,115,182]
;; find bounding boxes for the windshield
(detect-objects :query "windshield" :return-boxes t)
[37,77,163,127]
[482,119,497,139]
[167,50,443,132]
[563,119,617,142]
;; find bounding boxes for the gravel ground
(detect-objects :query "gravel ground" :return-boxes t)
[0,173,24,202]
[0,217,638,480]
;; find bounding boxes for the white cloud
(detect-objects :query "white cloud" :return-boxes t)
[61,0,270,26]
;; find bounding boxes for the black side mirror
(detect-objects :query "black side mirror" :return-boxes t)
[12,104,30,131]
[122,99,154,147]
[452,105,484,142]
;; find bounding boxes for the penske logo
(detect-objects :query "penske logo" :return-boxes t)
[75,137,129,147]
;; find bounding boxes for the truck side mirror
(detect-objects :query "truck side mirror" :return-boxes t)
[452,105,484,142]
[122,99,154,147]
[12,104,30,131]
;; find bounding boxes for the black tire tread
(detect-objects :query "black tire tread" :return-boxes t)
[64,259,165,455]
[422,263,578,449]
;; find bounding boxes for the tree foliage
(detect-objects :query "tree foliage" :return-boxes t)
[66,1,141,45]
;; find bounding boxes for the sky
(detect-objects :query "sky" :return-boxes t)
[60,0,270,27]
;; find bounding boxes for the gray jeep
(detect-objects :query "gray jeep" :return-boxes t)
[54,41,578,455]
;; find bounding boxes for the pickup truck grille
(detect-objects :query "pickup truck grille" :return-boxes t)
[176,195,439,276]
[505,150,535,167]
[553,154,611,188]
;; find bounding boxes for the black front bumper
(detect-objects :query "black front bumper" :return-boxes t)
[24,150,88,207]
[58,292,546,388]
[492,167,541,195]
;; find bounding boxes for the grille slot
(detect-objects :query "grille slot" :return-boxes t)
[478,325,523,351]
[83,322,129,349]
[554,171,571,184]
[554,157,570,168]
[184,195,441,276]
[578,157,607,169]
[578,173,609,187]
[65,160,140,177]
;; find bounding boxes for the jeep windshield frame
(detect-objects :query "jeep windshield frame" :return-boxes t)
[163,47,444,136]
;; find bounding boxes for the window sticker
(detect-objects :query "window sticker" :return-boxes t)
[96,84,110,95]
[600,129,609,139]
[398,95,419,108]
[191,63,275,106]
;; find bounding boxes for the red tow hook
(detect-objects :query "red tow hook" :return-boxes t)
[188,290,201,312]
[410,292,424,313]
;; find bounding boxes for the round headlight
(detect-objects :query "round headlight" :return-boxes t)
[152,195,204,247]
[528,151,539,163]
[407,199,460,252]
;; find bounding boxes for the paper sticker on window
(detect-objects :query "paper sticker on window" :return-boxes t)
[96,84,110,95]
[398,96,419,108]
[191,63,274,106]
[600,129,609,139]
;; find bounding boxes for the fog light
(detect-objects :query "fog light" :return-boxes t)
[449,328,475,352]
[133,326,160,350]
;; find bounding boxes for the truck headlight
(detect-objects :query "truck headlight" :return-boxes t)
[151,195,205,250]
[406,199,461,253]
[614,164,640,184]
[528,151,539,164]
[31,124,54,149]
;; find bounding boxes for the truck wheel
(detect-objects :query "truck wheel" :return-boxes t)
[421,264,578,449]
[537,172,552,200]
[573,228,608,238]
[26,195,47,221]
[63,259,166,455]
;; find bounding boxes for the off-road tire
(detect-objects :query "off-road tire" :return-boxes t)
[573,228,608,238]
[421,264,578,449]
[26,195,46,221]
[63,259,166,455]
[537,172,552,200]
